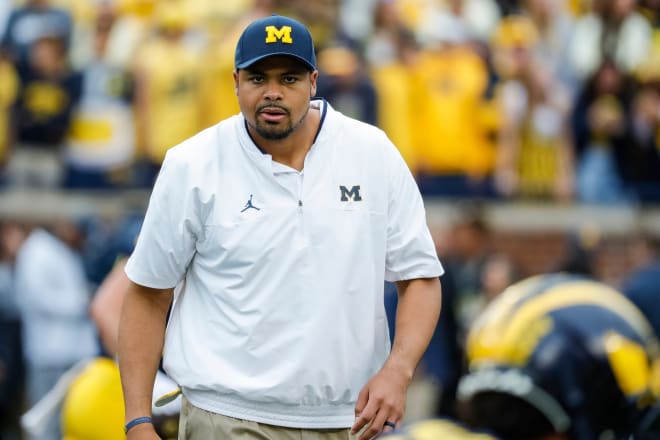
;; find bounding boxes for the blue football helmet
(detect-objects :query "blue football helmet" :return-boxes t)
[457,273,660,440]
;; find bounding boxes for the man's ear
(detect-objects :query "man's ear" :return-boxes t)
[233,70,239,95]
[310,70,318,97]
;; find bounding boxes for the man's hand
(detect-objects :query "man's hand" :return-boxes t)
[351,364,409,439]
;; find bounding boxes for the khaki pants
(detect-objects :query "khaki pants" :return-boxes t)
[178,397,358,440]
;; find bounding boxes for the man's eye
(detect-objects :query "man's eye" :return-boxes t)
[283,76,298,84]
[250,76,264,84]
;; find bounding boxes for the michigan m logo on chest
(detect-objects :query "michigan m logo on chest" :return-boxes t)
[265,25,293,44]
[340,185,362,202]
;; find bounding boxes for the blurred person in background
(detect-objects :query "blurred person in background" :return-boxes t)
[363,0,411,68]
[316,41,378,125]
[9,220,99,440]
[441,203,494,344]
[478,252,519,303]
[0,0,72,70]
[413,202,499,420]
[567,0,652,81]
[7,31,82,188]
[132,0,203,188]
[62,1,136,189]
[0,54,19,186]
[638,0,660,25]
[492,14,574,202]
[456,273,660,440]
[382,268,462,424]
[58,213,179,440]
[408,11,497,198]
[624,51,660,203]
[389,0,501,44]
[285,0,343,50]
[0,221,25,440]
[198,0,280,127]
[570,58,636,204]
[553,224,603,278]
[365,2,419,169]
[99,0,156,70]
[0,1,9,38]
[621,233,660,339]
[519,0,578,100]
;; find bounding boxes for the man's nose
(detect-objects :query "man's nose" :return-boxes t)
[263,79,283,100]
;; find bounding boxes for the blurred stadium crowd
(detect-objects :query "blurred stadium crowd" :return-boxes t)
[0,0,659,201]
[0,0,660,439]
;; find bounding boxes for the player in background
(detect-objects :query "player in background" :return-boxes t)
[455,273,660,440]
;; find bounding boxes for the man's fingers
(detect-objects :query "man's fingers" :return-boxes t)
[351,405,375,435]
[352,388,370,434]
[355,387,368,415]
[357,409,395,440]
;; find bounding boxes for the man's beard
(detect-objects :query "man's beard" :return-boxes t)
[253,106,309,140]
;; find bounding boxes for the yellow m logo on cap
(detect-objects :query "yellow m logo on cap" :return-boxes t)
[265,25,293,44]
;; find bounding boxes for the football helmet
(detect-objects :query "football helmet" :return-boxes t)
[61,357,180,439]
[457,273,660,439]
[380,417,499,439]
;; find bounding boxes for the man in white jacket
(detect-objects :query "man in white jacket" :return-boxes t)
[119,14,443,440]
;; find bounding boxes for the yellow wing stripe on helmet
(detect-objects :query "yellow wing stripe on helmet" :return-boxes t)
[604,331,651,396]
[468,280,657,367]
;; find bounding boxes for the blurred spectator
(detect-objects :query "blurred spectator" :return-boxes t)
[0,54,19,185]
[567,0,652,80]
[441,203,494,349]
[383,269,463,423]
[638,0,660,25]
[0,2,9,39]
[8,32,82,188]
[0,221,24,440]
[492,15,574,201]
[479,252,519,302]
[132,0,203,188]
[316,42,378,125]
[570,58,635,204]
[365,2,422,165]
[11,220,99,440]
[100,0,156,70]
[73,213,179,439]
[0,0,72,69]
[554,224,603,277]
[364,0,409,67]
[621,234,660,338]
[286,0,342,50]
[416,0,501,44]
[198,0,279,127]
[409,14,496,197]
[625,71,660,203]
[66,0,107,70]
[61,2,135,189]
[520,0,578,100]
[88,213,142,355]
[338,0,378,42]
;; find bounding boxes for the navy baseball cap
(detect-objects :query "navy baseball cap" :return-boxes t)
[235,15,316,71]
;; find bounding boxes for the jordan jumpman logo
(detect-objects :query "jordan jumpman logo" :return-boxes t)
[241,194,260,212]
